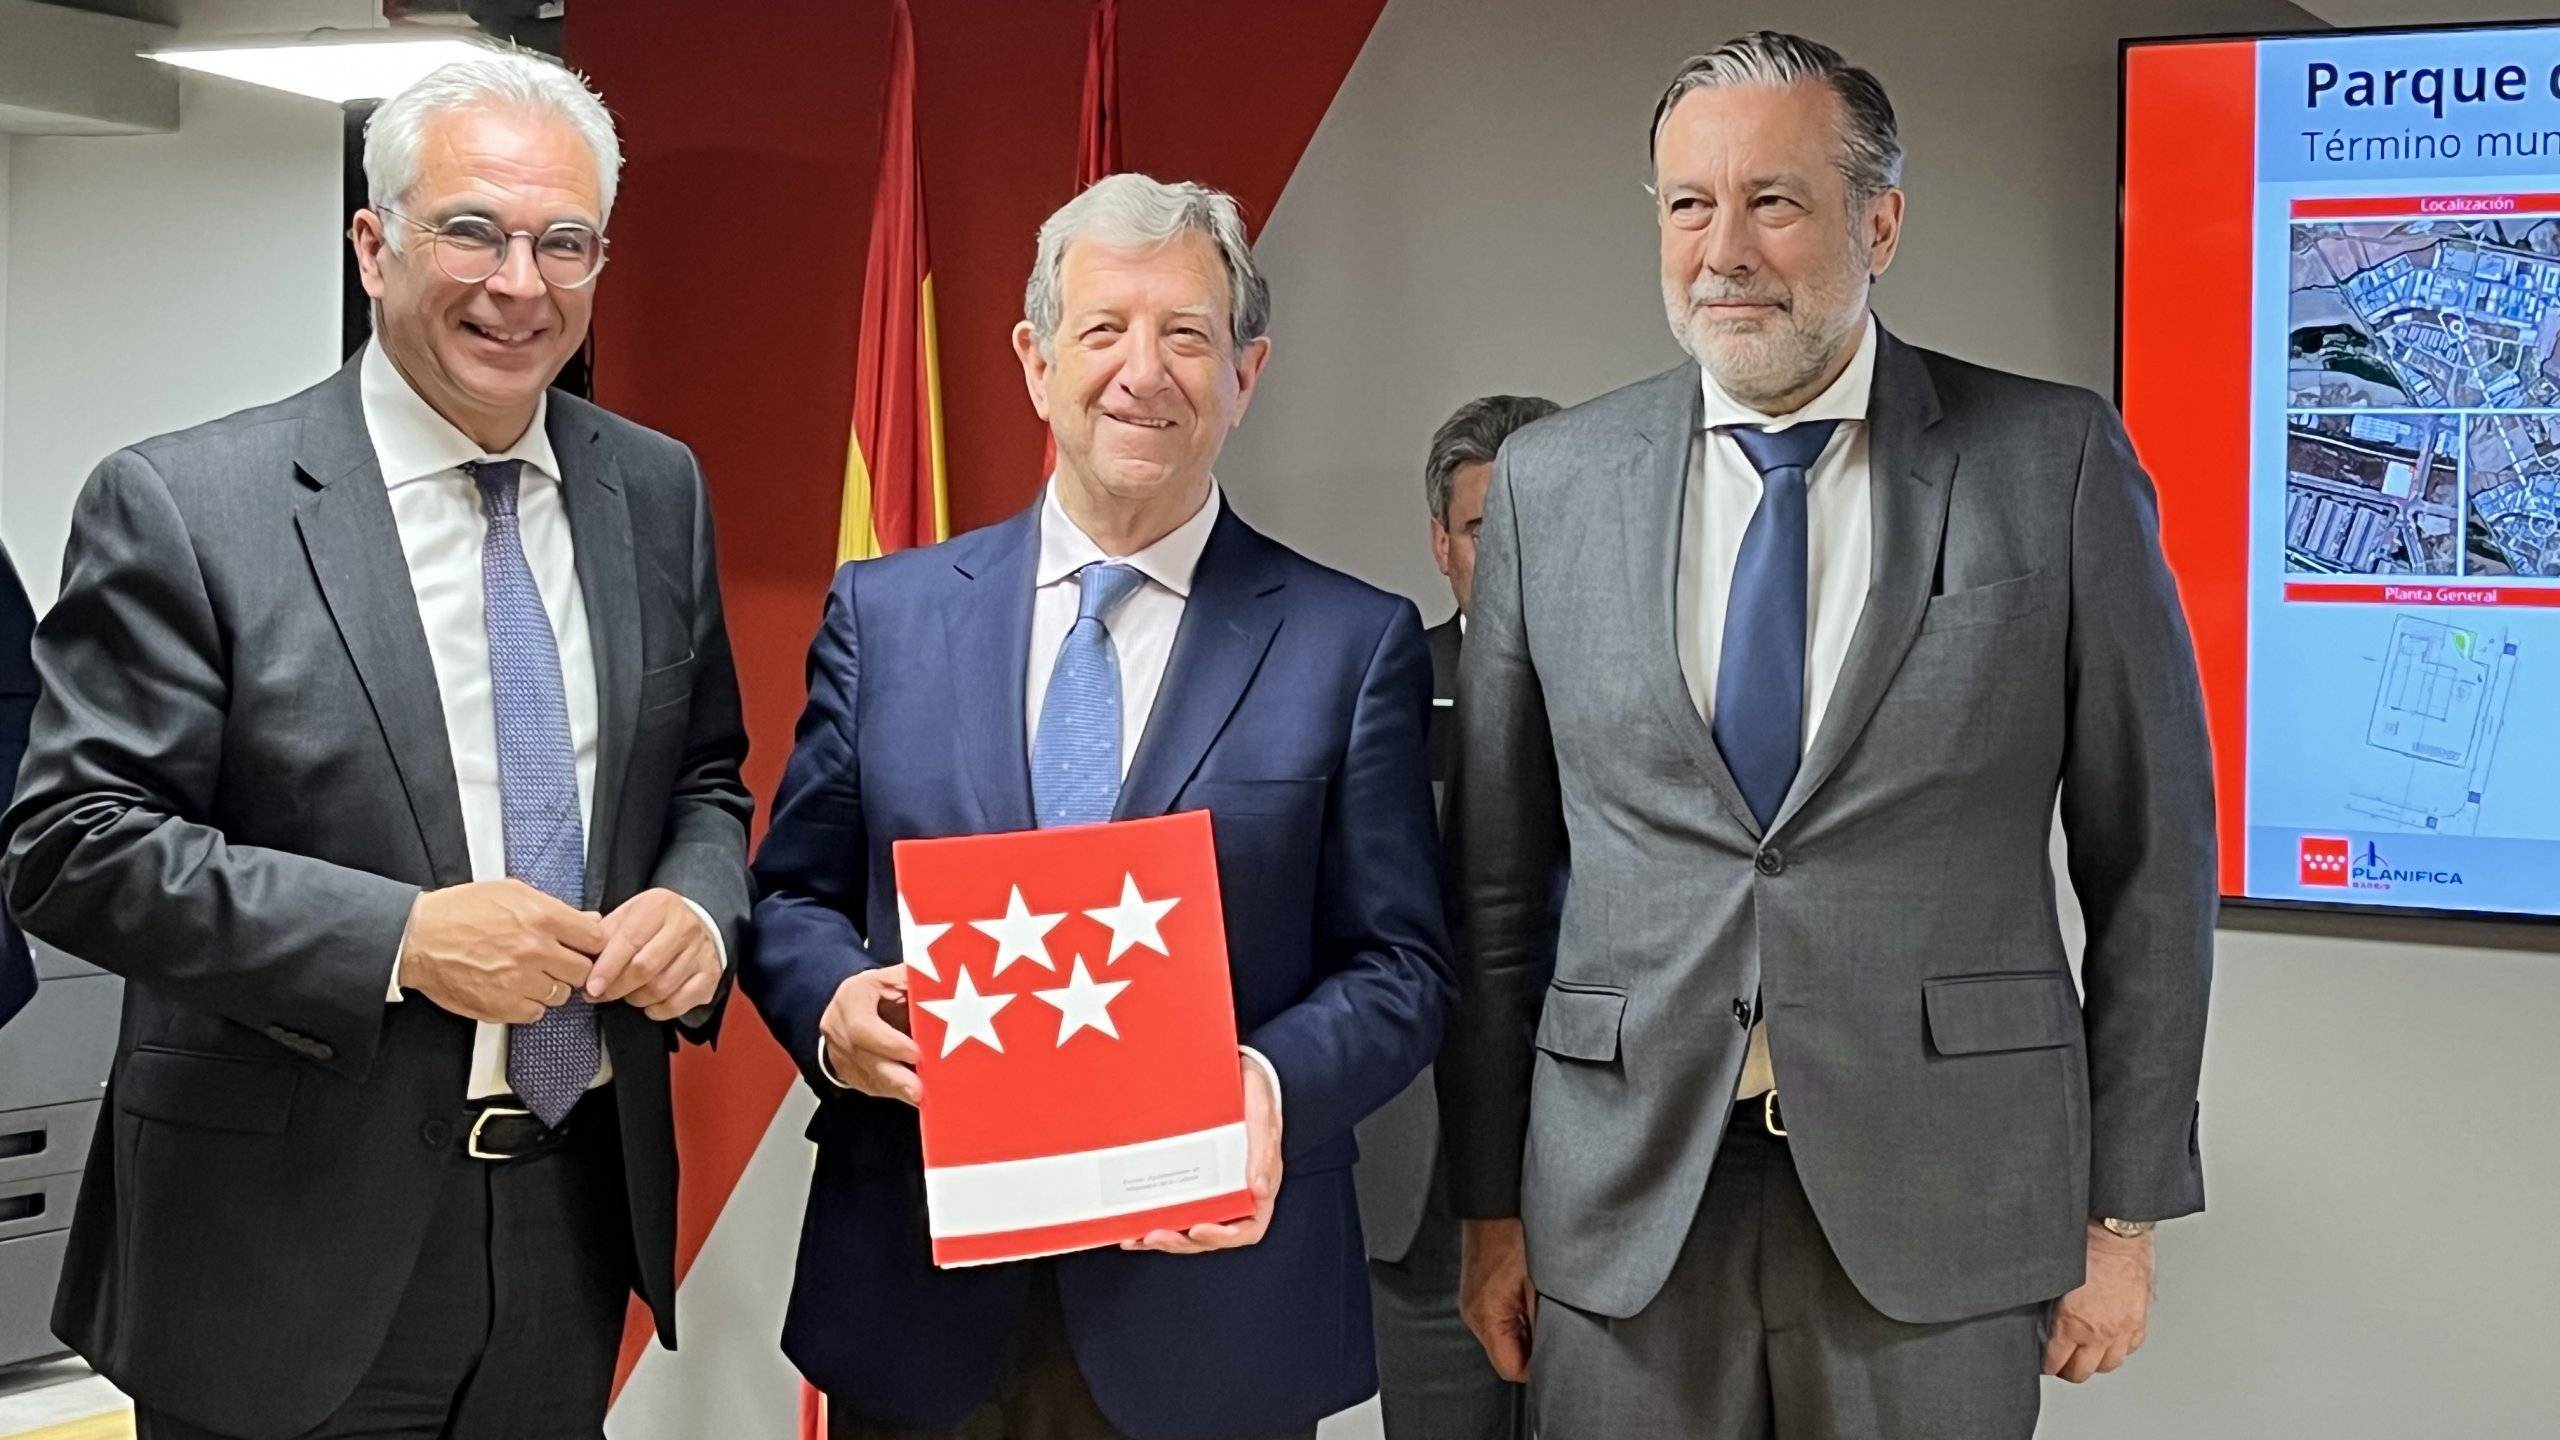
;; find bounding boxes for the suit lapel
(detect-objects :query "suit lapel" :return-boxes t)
[947,511,1040,832]
[1771,326,1958,834]
[1620,365,1762,835]
[552,403,639,902]
[291,362,473,886]
[1114,507,1284,821]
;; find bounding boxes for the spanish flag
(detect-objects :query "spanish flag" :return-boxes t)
[839,0,947,563]
[1043,0,1121,478]
[1076,0,1121,185]
[805,10,943,1430]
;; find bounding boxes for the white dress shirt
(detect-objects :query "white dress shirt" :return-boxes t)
[1673,315,1880,1100]
[364,341,719,1100]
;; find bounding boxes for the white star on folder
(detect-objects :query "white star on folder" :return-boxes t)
[898,895,952,982]
[1032,956,1132,1045]
[970,885,1066,977]
[918,965,1014,1057]
[1084,873,1179,964]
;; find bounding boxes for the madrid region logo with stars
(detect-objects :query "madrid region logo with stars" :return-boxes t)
[890,811,1246,1172]
[902,874,1174,1053]
[2296,835,2465,894]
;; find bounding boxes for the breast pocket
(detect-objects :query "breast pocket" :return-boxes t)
[638,652,696,719]
[1916,570,2052,636]
[1183,776,1324,818]
[1184,778,1326,909]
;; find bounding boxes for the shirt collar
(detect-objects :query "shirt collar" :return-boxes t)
[1035,481,1223,598]
[1698,312,1879,435]
[359,337,561,490]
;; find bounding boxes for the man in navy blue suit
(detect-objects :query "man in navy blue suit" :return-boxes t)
[743,173,1455,1440]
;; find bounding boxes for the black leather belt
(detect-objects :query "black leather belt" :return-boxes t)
[1728,1091,1787,1140]
[462,1098,580,1161]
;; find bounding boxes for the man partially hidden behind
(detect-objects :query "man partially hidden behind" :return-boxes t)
[1355,394,1555,1440]
[2,48,750,1439]
[1442,31,2215,1439]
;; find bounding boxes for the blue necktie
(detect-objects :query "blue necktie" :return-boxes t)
[471,460,598,1127]
[1031,563,1147,829]
[1713,420,1840,832]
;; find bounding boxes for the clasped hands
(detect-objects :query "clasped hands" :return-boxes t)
[397,879,719,1024]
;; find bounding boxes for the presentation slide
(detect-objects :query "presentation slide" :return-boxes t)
[2124,22,2560,920]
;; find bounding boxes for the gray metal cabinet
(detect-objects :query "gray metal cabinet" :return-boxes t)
[0,942,118,1368]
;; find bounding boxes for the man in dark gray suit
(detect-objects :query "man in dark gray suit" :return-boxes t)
[0,49,750,1440]
[1357,394,1555,1440]
[1443,32,2214,1438]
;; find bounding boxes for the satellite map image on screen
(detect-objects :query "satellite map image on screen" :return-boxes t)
[2288,217,2560,409]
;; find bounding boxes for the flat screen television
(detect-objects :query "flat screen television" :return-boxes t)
[2122,21,2560,922]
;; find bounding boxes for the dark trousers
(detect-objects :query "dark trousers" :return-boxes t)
[828,1266,1317,1440]
[135,1095,634,1440]
[1369,1161,1524,1440]
[1530,1122,2048,1440]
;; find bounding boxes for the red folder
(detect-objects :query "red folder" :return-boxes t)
[891,810,1254,1267]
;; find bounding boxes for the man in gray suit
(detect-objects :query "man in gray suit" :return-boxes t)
[1,50,750,1439]
[1442,32,2214,1438]
[1357,394,1556,1440]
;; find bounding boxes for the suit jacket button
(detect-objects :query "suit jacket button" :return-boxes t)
[420,1119,454,1148]
[1755,847,1786,877]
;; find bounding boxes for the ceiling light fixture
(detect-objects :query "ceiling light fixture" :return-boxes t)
[144,30,492,105]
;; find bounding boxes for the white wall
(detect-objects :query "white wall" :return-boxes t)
[0,71,341,607]
[1232,2,2560,1438]
[1226,0,2339,609]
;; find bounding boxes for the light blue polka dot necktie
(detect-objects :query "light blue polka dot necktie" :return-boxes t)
[1031,562,1148,829]
[470,459,598,1127]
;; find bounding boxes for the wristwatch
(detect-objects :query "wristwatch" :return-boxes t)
[2098,1217,2157,1239]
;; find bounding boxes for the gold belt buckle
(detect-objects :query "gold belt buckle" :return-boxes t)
[1762,1090,1787,1138]
[466,1105,533,1161]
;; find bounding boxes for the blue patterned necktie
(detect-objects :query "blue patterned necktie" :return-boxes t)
[1031,562,1148,829]
[1713,420,1840,832]
[471,460,598,1127]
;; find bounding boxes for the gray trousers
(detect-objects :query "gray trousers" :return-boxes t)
[1370,1161,1527,1440]
[134,1100,630,1440]
[1530,1124,2048,1440]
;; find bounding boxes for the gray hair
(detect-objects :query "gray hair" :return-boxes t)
[1424,394,1562,526]
[1648,31,1903,204]
[365,44,623,250]
[1023,173,1271,357]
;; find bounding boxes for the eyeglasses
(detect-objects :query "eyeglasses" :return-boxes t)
[377,206,611,289]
